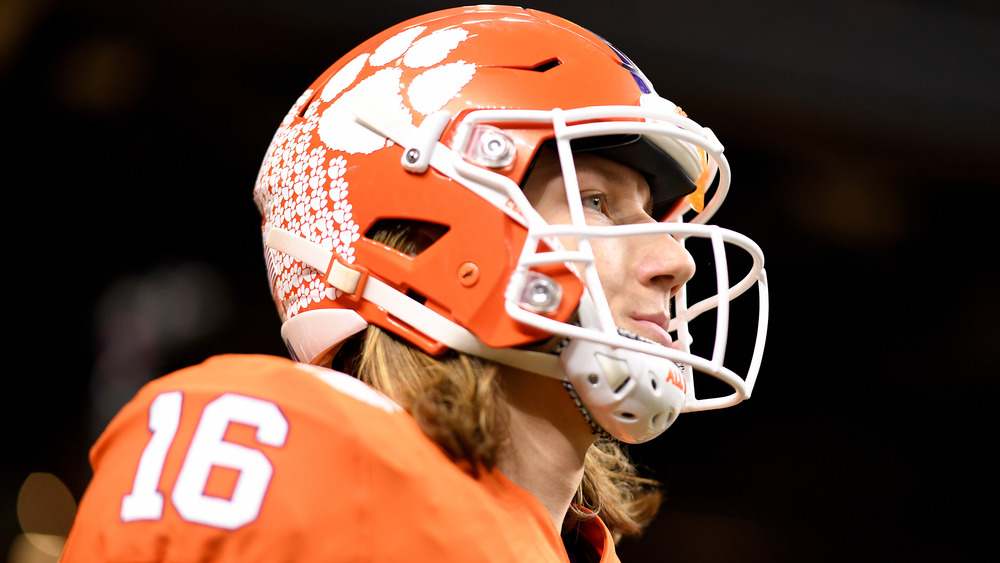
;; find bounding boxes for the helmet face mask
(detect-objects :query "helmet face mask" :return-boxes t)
[253,6,769,443]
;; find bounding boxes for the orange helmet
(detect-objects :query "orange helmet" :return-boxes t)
[253,6,768,443]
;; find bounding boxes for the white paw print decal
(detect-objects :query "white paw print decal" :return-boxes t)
[254,25,475,320]
[317,26,475,154]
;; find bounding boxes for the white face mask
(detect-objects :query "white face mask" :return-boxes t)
[265,94,768,444]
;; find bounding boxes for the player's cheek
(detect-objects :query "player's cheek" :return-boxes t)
[589,237,629,294]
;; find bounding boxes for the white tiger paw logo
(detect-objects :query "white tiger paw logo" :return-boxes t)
[256,25,475,319]
[317,25,475,154]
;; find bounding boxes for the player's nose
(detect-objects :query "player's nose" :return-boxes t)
[632,231,695,299]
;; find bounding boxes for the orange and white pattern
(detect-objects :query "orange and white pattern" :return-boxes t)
[254,25,477,321]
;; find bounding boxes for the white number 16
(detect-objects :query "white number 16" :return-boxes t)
[120,391,289,530]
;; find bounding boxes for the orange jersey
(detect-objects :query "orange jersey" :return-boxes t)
[62,354,619,562]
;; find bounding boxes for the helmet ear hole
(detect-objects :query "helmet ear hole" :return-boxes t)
[365,219,450,257]
[405,289,428,306]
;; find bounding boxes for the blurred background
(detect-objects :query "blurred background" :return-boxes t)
[3,0,998,561]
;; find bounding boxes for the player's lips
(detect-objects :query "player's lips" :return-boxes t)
[629,313,674,347]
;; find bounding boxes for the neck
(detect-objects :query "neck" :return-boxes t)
[497,368,597,532]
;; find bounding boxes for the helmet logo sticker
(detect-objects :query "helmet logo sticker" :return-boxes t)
[254,24,476,320]
[665,366,687,393]
[408,60,476,115]
[402,27,470,68]
[370,26,426,66]
[319,54,369,103]
[318,66,408,155]
[603,39,654,95]
[318,26,475,155]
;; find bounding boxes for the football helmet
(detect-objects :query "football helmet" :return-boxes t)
[253,5,768,443]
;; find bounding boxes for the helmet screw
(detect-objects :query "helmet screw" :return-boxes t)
[518,271,562,313]
[480,132,508,159]
[465,126,515,168]
[587,374,600,385]
[405,148,420,164]
[458,262,480,287]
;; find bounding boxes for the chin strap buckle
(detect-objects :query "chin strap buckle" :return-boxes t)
[265,227,368,301]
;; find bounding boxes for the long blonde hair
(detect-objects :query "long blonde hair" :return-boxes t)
[353,324,661,538]
[344,221,662,539]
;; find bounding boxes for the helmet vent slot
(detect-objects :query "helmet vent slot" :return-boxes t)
[296,90,321,119]
[526,58,561,72]
[497,58,562,73]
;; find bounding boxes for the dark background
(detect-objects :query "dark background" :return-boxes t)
[4,0,998,561]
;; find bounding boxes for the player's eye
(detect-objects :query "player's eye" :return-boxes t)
[582,193,604,213]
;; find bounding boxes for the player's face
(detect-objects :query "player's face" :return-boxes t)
[523,151,696,347]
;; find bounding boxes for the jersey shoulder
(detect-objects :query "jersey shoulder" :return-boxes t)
[140,353,402,418]
[62,354,611,562]
[63,354,427,562]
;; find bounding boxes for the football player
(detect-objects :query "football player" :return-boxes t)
[63,6,768,562]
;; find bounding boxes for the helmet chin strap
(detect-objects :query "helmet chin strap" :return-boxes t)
[562,381,612,439]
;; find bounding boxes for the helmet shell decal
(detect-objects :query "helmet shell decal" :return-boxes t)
[603,39,654,95]
[254,24,476,321]
[255,91,358,319]
[318,26,475,155]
